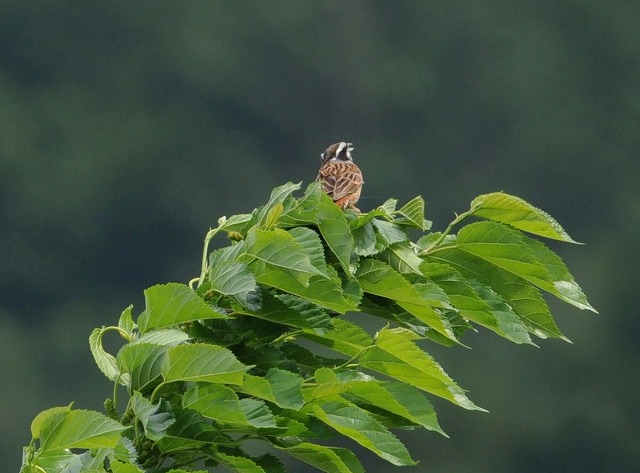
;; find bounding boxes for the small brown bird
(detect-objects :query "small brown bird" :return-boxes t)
[316,142,364,211]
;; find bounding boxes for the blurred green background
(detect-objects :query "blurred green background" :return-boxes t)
[2,1,638,472]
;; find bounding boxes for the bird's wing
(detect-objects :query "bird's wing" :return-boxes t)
[331,169,363,201]
[317,162,363,201]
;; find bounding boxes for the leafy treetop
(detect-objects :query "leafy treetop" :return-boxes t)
[22,182,595,473]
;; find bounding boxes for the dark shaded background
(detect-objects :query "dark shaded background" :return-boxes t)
[2,2,638,472]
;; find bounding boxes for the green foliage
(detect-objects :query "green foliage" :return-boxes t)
[21,182,595,473]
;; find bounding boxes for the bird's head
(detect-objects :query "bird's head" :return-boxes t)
[321,142,354,163]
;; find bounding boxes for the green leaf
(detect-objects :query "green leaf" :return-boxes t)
[162,344,249,385]
[287,226,329,276]
[252,454,287,473]
[239,398,278,430]
[349,206,392,230]
[302,318,373,357]
[243,228,324,284]
[138,283,227,333]
[272,293,333,332]
[467,280,534,345]
[256,181,302,227]
[355,259,456,341]
[279,443,364,473]
[157,407,232,454]
[89,327,128,386]
[372,219,408,246]
[378,242,423,274]
[27,449,82,473]
[522,238,597,312]
[133,328,190,346]
[277,181,323,227]
[315,190,354,275]
[209,242,246,269]
[347,379,447,436]
[359,327,484,410]
[213,452,267,473]
[450,221,595,311]
[421,260,533,345]
[303,368,350,402]
[253,262,358,313]
[77,447,110,471]
[233,290,332,333]
[111,459,145,473]
[219,213,254,234]
[352,222,378,256]
[39,409,126,451]
[183,384,248,427]
[393,196,431,230]
[454,221,551,282]
[430,249,566,340]
[263,368,304,410]
[311,400,415,466]
[31,405,71,439]
[471,192,581,243]
[209,261,260,310]
[117,343,167,392]
[239,369,304,410]
[118,305,136,338]
[312,368,446,436]
[379,198,398,214]
[129,392,175,441]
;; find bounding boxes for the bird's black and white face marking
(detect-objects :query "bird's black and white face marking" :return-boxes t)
[321,142,354,164]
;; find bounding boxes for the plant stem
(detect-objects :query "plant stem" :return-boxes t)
[419,202,479,256]
[197,225,223,287]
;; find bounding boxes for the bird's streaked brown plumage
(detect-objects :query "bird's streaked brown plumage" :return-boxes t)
[316,142,364,211]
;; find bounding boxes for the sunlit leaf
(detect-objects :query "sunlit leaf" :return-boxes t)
[243,228,324,285]
[157,407,232,454]
[522,238,597,312]
[213,451,267,473]
[288,227,329,276]
[352,221,378,256]
[393,196,431,230]
[89,327,128,385]
[359,328,484,410]
[377,242,423,274]
[209,261,260,310]
[117,343,167,392]
[183,384,248,427]
[372,219,408,246]
[302,318,373,357]
[356,259,456,341]
[253,262,358,313]
[471,192,580,243]
[233,290,332,333]
[139,283,227,333]
[311,400,415,466]
[110,459,145,473]
[430,249,567,340]
[256,181,302,227]
[421,260,532,344]
[315,190,354,275]
[39,409,126,451]
[279,443,364,473]
[27,449,82,473]
[277,181,323,227]
[348,379,447,436]
[162,344,249,385]
[117,305,136,338]
[239,398,278,430]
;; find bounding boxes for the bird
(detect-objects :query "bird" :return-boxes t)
[316,142,364,211]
